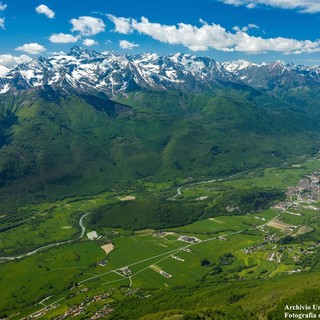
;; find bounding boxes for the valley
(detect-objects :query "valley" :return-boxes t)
[1,0,320,315]
[1,157,320,319]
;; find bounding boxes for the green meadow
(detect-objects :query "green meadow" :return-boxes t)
[0,191,116,255]
[170,214,271,235]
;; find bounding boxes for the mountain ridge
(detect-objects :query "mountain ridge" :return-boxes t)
[1,47,320,101]
[0,47,239,95]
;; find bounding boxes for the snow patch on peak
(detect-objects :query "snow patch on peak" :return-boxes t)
[0,83,10,93]
[139,53,159,60]
[222,60,258,73]
[0,65,9,76]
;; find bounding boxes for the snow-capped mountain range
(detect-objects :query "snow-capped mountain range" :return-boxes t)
[1,46,320,96]
[222,59,320,91]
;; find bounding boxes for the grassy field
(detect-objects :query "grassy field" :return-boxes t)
[170,214,272,235]
[0,191,116,255]
[0,241,105,313]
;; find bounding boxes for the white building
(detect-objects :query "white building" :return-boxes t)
[87,231,98,240]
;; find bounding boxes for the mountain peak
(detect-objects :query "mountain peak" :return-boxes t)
[68,46,101,59]
[68,46,85,56]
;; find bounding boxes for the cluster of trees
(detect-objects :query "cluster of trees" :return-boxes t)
[267,289,320,319]
[90,198,204,230]
[203,187,285,217]
[182,306,248,320]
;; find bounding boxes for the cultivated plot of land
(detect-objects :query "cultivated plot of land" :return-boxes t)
[101,243,114,254]
[267,219,295,232]
[118,195,136,201]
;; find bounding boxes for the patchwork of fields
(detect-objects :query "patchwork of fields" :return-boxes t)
[1,158,320,319]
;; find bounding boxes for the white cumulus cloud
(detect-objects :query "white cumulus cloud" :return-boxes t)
[82,39,98,46]
[0,54,32,67]
[0,2,7,11]
[35,4,55,19]
[49,33,78,44]
[15,43,46,55]
[217,0,320,13]
[108,16,320,54]
[130,17,237,51]
[0,17,4,29]
[107,14,132,34]
[233,23,259,32]
[70,16,105,36]
[119,40,139,49]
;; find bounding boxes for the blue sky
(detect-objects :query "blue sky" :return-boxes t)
[1,0,320,66]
